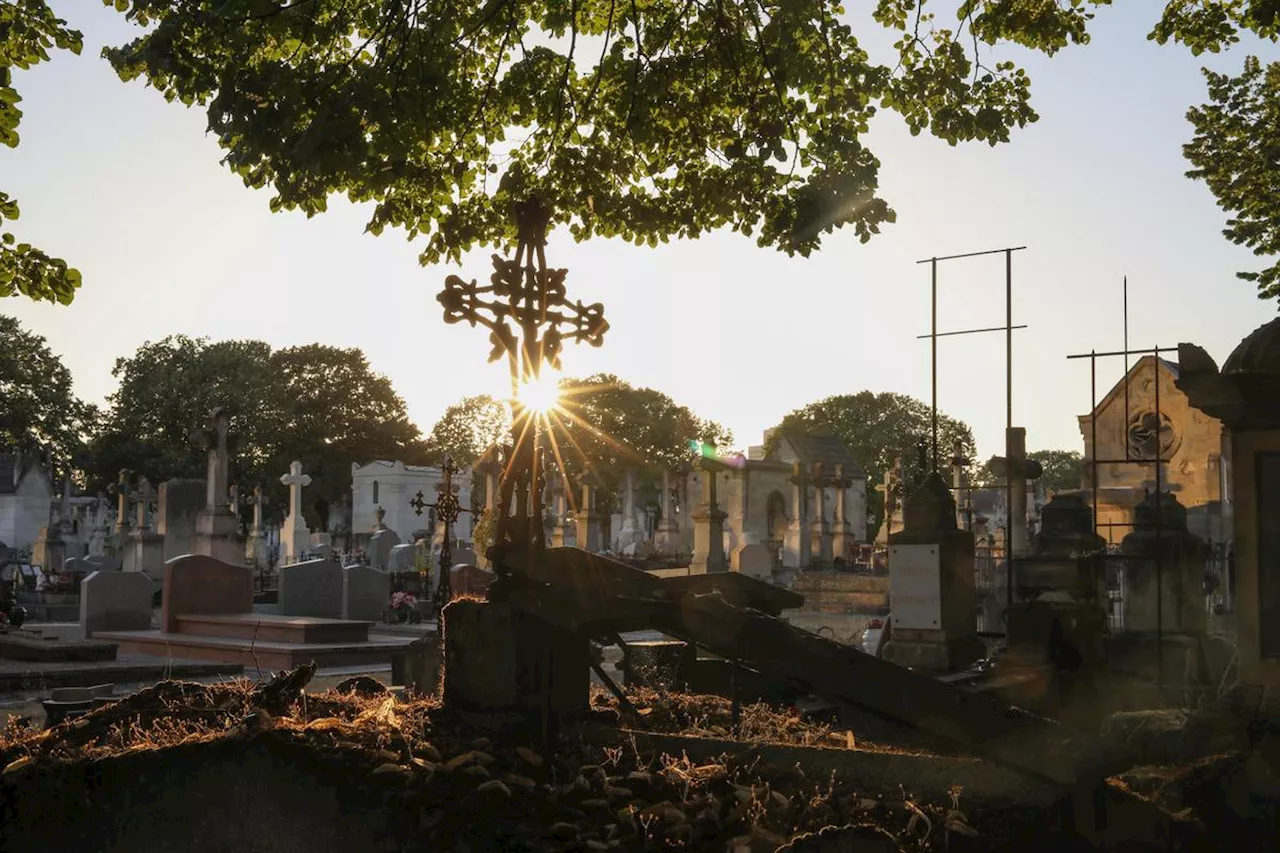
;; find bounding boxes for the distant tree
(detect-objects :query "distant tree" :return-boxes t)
[550,374,731,510]
[0,314,95,477]
[88,336,424,526]
[424,395,511,469]
[766,391,975,539]
[1,1,82,304]
[973,448,1084,494]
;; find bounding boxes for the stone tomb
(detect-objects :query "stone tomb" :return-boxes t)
[278,558,344,619]
[91,554,416,669]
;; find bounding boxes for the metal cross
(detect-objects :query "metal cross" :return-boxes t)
[437,198,609,571]
[407,457,468,616]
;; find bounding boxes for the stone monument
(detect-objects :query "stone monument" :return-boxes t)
[882,471,984,671]
[190,408,244,565]
[279,460,312,565]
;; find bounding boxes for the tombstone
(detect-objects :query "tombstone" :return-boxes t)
[690,451,728,574]
[450,564,494,597]
[245,486,270,569]
[654,469,681,553]
[191,409,244,565]
[452,545,476,567]
[85,554,122,572]
[882,472,985,672]
[278,460,313,565]
[735,543,773,580]
[575,474,604,553]
[80,570,154,636]
[1120,491,1209,635]
[30,523,65,574]
[808,463,833,566]
[278,558,344,618]
[161,554,253,633]
[987,428,1044,557]
[128,477,165,580]
[388,543,417,574]
[343,565,391,622]
[157,479,206,562]
[369,510,402,570]
[784,463,810,568]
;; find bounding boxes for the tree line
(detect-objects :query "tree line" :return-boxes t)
[3,314,1081,538]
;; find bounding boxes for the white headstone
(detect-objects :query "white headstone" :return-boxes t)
[279,460,312,563]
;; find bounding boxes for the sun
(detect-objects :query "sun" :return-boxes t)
[516,371,562,415]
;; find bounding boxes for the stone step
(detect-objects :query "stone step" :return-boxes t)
[91,629,411,670]
[173,614,372,645]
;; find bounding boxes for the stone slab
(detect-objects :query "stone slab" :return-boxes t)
[0,631,118,663]
[0,658,243,694]
[161,554,253,633]
[92,629,412,670]
[81,570,154,636]
[278,558,343,619]
[343,566,390,622]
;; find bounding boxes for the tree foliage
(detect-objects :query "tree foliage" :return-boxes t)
[87,335,426,526]
[767,391,975,538]
[424,394,511,469]
[973,447,1084,493]
[1,1,82,304]
[0,314,95,477]
[99,0,1125,265]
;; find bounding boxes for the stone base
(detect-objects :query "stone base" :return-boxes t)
[192,509,245,566]
[441,599,589,722]
[882,630,985,672]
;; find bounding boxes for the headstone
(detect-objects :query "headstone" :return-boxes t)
[245,485,270,569]
[784,463,810,568]
[31,523,65,574]
[278,558,344,618]
[64,556,100,576]
[808,463,832,565]
[654,469,680,553]
[452,545,476,568]
[157,479,206,562]
[85,555,122,572]
[160,554,253,633]
[735,543,773,580]
[343,565,390,622]
[690,451,728,574]
[369,525,402,570]
[279,460,313,564]
[190,409,244,565]
[388,543,416,573]
[128,477,165,579]
[575,474,604,552]
[81,570,154,636]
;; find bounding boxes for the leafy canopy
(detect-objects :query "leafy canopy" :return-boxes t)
[100,0,1125,265]
[424,394,512,469]
[0,314,96,477]
[87,335,427,526]
[767,391,975,537]
[1,1,83,304]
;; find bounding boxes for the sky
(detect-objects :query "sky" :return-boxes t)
[4,2,1279,464]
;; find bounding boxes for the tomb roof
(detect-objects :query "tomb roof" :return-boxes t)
[772,434,866,478]
[1222,317,1280,375]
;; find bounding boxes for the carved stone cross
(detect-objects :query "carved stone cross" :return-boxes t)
[197,408,233,511]
[133,477,153,530]
[280,460,311,523]
[113,469,132,532]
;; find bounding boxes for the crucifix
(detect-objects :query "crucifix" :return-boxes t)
[111,469,132,535]
[438,198,609,578]
[193,408,232,512]
[409,456,466,616]
[280,461,311,524]
[133,477,154,531]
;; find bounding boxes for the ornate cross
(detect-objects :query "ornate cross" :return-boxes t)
[407,457,467,616]
[280,461,311,522]
[438,198,609,570]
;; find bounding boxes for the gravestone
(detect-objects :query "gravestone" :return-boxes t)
[734,543,773,580]
[85,555,123,572]
[279,460,312,564]
[278,558,344,619]
[343,565,390,622]
[450,564,493,597]
[157,479,206,562]
[452,545,476,568]
[161,554,253,633]
[388,543,416,573]
[369,527,401,570]
[81,570,154,636]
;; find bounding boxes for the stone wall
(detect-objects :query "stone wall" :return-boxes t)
[789,572,890,614]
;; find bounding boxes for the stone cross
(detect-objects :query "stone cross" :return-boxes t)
[94,492,108,529]
[201,408,232,511]
[58,475,72,523]
[830,463,856,561]
[249,486,269,534]
[788,462,811,567]
[114,469,132,533]
[228,484,240,517]
[987,427,1043,555]
[280,460,311,523]
[374,506,387,530]
[133,477,153,530]
[809,462,831,564]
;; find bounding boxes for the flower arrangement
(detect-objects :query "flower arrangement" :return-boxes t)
[389,591,418,612]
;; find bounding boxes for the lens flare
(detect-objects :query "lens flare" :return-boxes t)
[517,371,562,415]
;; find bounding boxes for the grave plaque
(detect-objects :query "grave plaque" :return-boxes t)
[278,558,343,619]
[889,544,942,630]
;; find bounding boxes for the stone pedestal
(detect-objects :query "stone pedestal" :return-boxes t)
[280,519,311,565]
[1120,491,1209,636]
[690,458,728,574]
[245,532,268,569]
[191,508,245,566]
[441,598,590,721]
[882,474,984,672]
[127,529,165,581]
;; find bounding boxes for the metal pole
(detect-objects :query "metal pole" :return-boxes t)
[1006,249,1013,431]
[931,258,939,473]
[1154,346,1163,692]
[1123,277,1131,461]
[1091,353,1099,543]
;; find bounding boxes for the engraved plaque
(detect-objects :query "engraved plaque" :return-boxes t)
[889,544,942,630]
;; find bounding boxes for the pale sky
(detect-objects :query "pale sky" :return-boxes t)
[4,3,1278,463]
